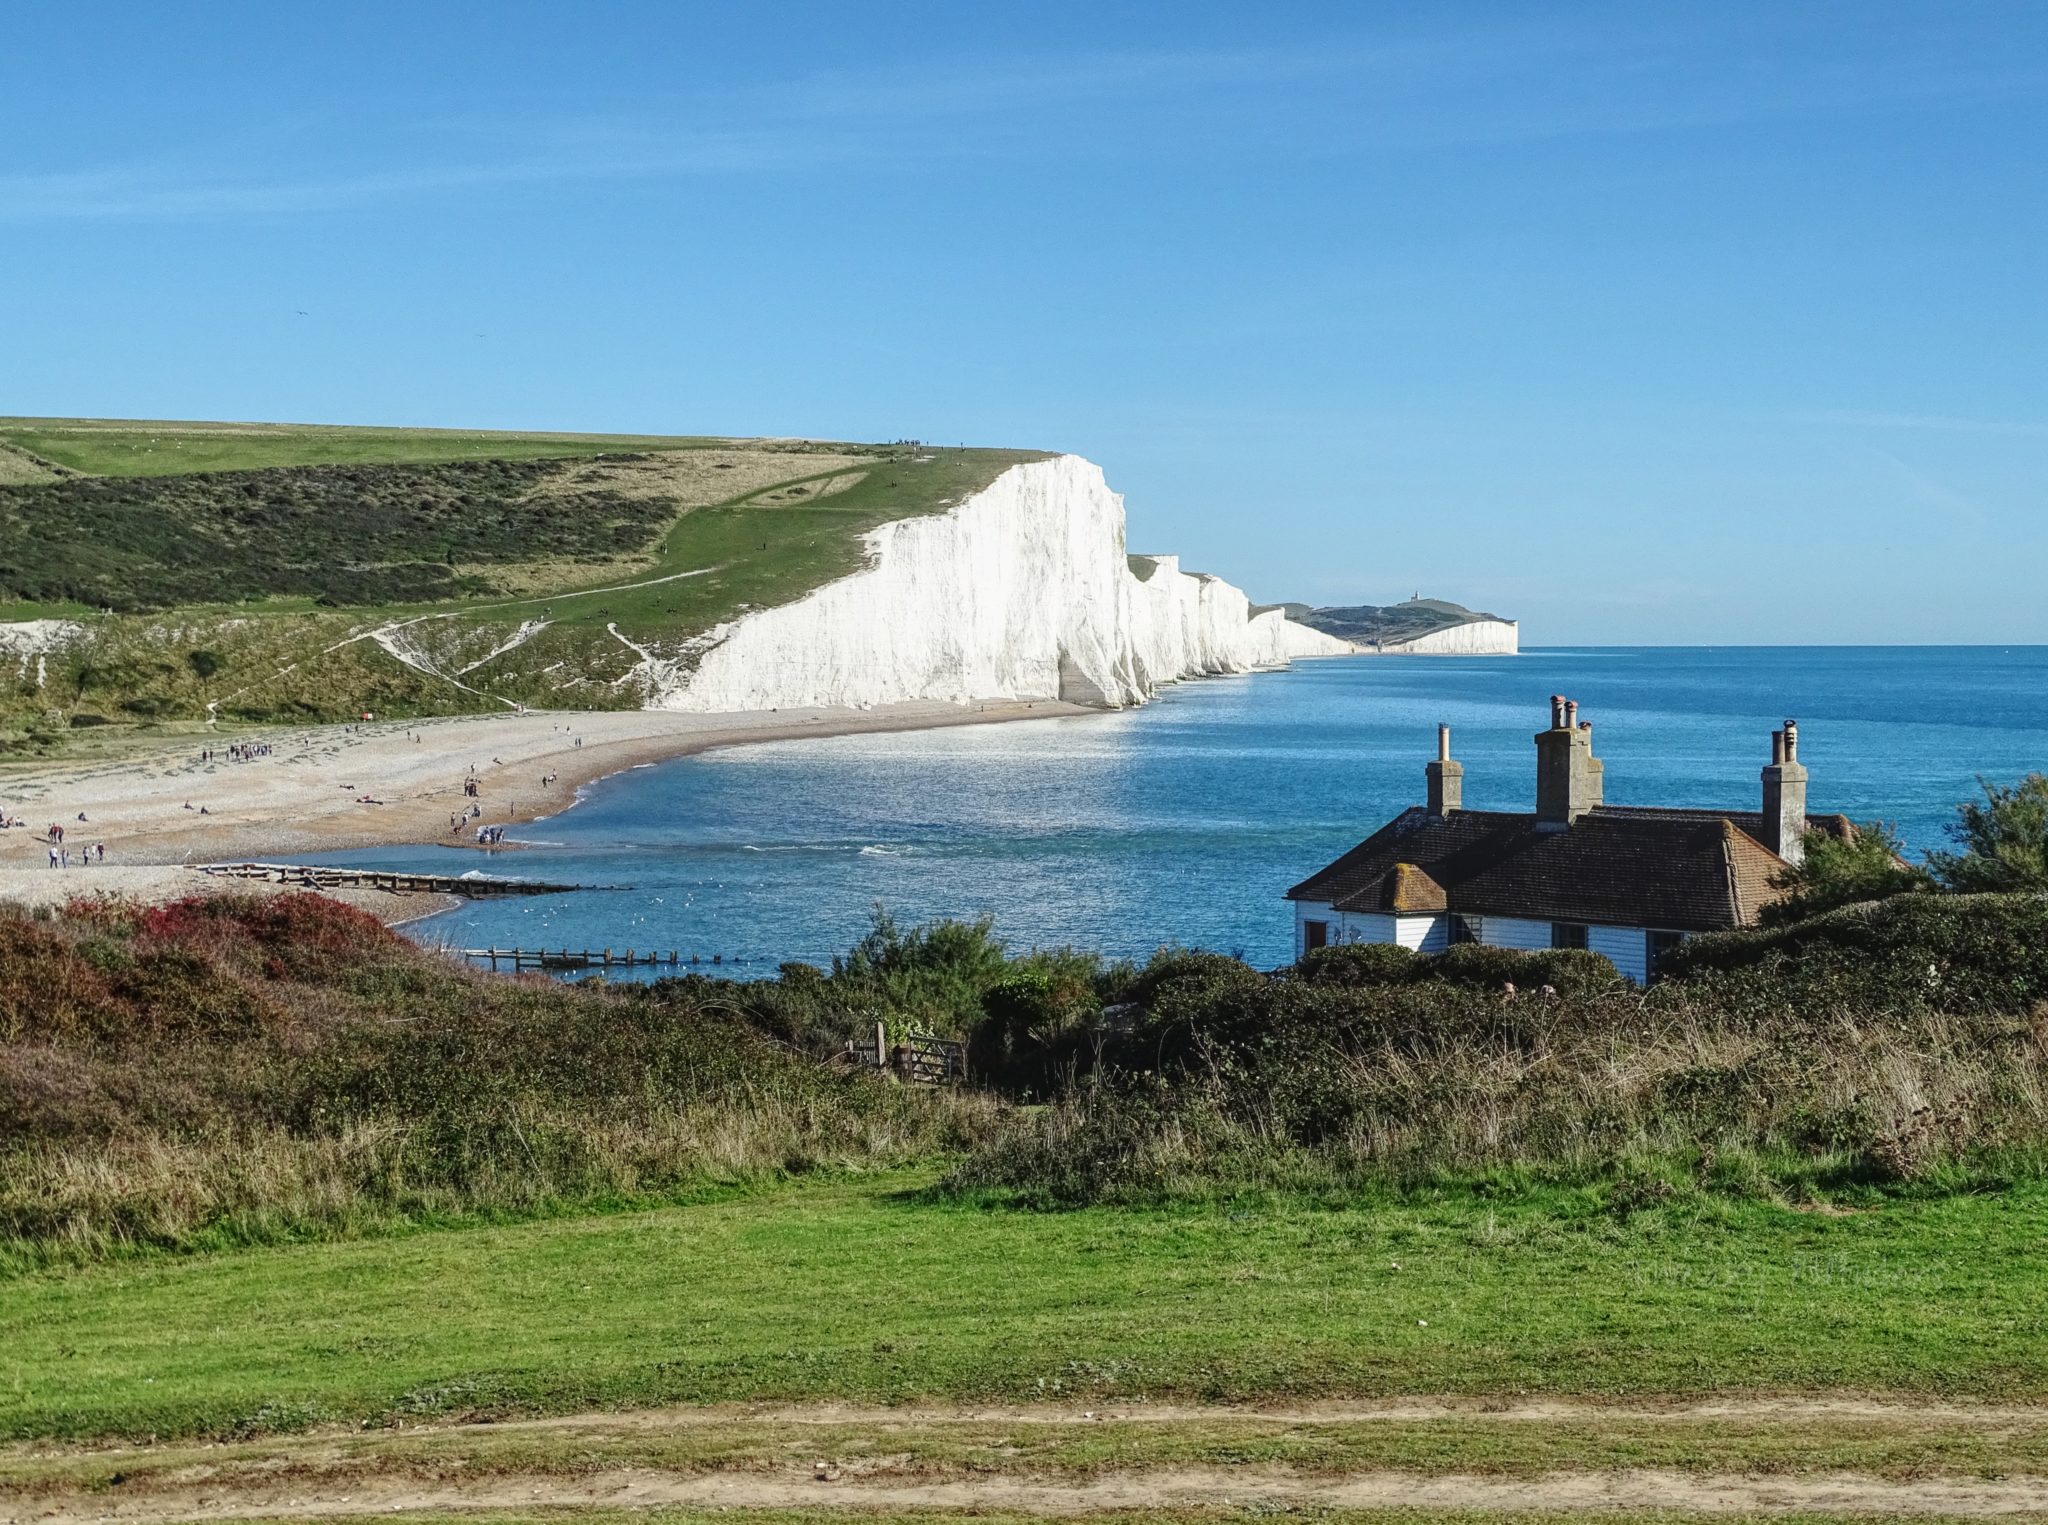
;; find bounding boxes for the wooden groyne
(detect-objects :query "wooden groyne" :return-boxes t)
[457,946,745,971]
[199,862,591,898]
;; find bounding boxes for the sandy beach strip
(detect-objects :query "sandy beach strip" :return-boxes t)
[0,698,1088,914]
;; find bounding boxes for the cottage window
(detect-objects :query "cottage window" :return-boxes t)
[1449,914,1477,945]
[1645,929,1684,981]
[1302,919,1329,952]
[1550,922,1589,951]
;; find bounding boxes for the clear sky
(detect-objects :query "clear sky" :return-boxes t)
[5,3,2044,643]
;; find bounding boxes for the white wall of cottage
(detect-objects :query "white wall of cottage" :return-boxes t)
[1294,902,1663,983]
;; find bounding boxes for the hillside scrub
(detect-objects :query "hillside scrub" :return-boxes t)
[0,895,996,1272]
[12,891,2048,1269]
[949,894,2048,1205]
[0,458,676,611]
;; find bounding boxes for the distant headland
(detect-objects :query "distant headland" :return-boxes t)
[1283,597,1520,655]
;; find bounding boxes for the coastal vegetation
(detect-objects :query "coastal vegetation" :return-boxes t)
[0,458,679,611]
[0,417,1048,729]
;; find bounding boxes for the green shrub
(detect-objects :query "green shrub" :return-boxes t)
[1293,942,1418,987]
[1764,819,1931,926]
[1932,774,2048,893]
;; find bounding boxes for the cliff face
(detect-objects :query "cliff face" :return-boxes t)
[659,455,1348,712]
[1294,597,1518,654]
[1365,619,1520,655]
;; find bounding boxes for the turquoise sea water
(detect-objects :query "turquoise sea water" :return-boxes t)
[305,647,2048,972]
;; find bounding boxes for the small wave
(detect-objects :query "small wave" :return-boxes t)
[858,845,912,856]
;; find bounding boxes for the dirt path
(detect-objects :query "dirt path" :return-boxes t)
[14,1463,2048,1521]
[486,1395,2048,1426]
[13,1401,2048,1522]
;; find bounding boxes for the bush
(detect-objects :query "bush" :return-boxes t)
[1764,820,1931,926]
[1293,942,1418,988]
[967,968,1099,1095]
[0,895,998,1269]
[1932,774,2048,893]
[1661,891,2048,1016]
[948,896,2048,1205]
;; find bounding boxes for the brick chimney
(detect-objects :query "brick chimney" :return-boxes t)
[1761,719,1809,865]
[1425,722,1462,816]
[1535,695,1603,826]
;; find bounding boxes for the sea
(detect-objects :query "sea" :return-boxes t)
[298,647,2048,975]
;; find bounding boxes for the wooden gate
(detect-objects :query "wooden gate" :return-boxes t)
[899,1034,967,1085]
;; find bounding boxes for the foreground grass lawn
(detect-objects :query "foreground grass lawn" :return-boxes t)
[5,1173,2046,1440]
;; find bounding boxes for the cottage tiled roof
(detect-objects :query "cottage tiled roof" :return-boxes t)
[1286,803,1834,933]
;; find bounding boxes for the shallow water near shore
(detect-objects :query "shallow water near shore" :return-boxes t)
[302,646,2048,973]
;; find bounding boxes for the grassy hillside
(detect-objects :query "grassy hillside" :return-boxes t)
[0,418,1048,729]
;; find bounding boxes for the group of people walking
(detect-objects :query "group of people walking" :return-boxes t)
[200,741,272,764]
[45,819,106,867]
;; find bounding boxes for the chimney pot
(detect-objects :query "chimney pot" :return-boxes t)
[1564,699,1579,729]
[1437,723,1451,761]
[1784,719,1799,762]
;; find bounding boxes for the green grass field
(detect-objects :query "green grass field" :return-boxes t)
[0,419,730,477]
[8,1171,2045,1444]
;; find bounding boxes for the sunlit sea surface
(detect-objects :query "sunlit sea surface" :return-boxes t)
[300,648,2048,974]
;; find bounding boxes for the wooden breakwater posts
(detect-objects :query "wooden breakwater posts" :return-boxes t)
[457,946,723,972]
[199,862,590,899]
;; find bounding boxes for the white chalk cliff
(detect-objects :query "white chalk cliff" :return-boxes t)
[659,454,1349,712]
[1362,619,1519,656]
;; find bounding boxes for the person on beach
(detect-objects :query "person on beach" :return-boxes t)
[47,845,58,869]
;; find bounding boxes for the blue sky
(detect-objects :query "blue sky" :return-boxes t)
[5,2,2044,643]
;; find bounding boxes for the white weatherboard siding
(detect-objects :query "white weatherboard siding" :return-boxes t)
[660,455,1349,713]
[1391,914,1450,952]
[1469,915,1553,952]
[1588,924,1650,984]
[1293,903,1449,957]
[1365,620,1519,656]
[1299,901,1660,982]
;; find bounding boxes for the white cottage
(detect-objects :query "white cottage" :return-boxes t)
[1285,698,1850,983]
